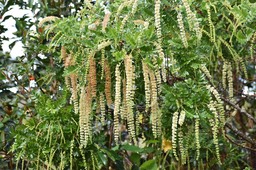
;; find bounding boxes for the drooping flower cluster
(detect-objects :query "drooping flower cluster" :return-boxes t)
[114,64,121,144]
[178,131,186,164]
[177,9,188,48]
[178,110,186,126]
[181,0,201,40]
[142,60,151,112]
[201,65,213,83]
[89,56,97,98]
[79,86,92,148]
[149,70,159,138]
[104,61,113,106]
[222,61,228,89]
[209,101,222,165]
[206,4,216,43]
[125,54,136,142]
[172,111,179,161]
[227,62,233,100]
[195,117,200,160]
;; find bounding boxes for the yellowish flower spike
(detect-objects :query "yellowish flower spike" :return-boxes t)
[182,0,193,30]
[178,131,186,165]
[69,138,74,169]
[149,69,160,138]
[79,85,92,148]
[227,62,233,100]
[142,60,151,112]
[149,70,158,138]
[181,0,201,40]
[206,4,216,43]
[209,101,222,165]
[195,117,200,160]
[97,40,112,51]
[222,61,228,90]
[206,84,225,126]
[61,46,67,61]
[104,60,113,106]
[125,54,136,142]
[172,111,179,161]
[131,0,139,16]
[177,9,188,48]
[154,0,162,43]
[238,57,248,80]
[102,10,111,32]
[206,85,221,103]
[120,78,127,120]
[100,50,105,77]
[114,64,121,144]
[115,1,131,21]
[79,87,86,146]
[89,56,97,98]
[120,0,138,32]
[178,110,186,126]
[154,0,166,83]
[38,16,58,28]
[201,65,213,83]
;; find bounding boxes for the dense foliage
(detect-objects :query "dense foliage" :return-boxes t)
[0,0,255,169]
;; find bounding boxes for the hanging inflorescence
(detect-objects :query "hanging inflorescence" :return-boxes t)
[142,60,151,112]
[177,8,188,48]
[104,60,113,106]
[113,64,121,144]
[209,101,222,165]
[172,111,179,161]
[181,0,201,41]
[125,54,136,143]
[79,85,92,148]
[195,117,200,160]
[206,4,216,43]
[154,0,166,83]
[149,69,160,138]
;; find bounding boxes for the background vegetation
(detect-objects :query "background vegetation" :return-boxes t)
[0,0,255,169]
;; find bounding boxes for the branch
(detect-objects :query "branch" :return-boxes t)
[225,134,256,152]
[225,122,256,145]
[221,97,256,124]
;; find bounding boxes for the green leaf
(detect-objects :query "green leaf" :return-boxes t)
[98,152,108,166]
[140,160,157,170]
[125,34,136,47]
[100,148,120,162]
[130,152,141,166]
[185,110,196,119]
[0,71,5,80]
[2,117,10,123]
[121,144,144,153]
[63,65,79,76]
[144,26,154,39]
[145,139,159,145]
[236,30,247,44]
[0,122,4,129]
[112,50,126,62]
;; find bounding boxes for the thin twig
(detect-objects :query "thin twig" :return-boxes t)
[225,122,256,145]
[225,133,256,152]
[221,97,256,124]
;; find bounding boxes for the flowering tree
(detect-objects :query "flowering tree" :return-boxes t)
[1,0,256,169]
